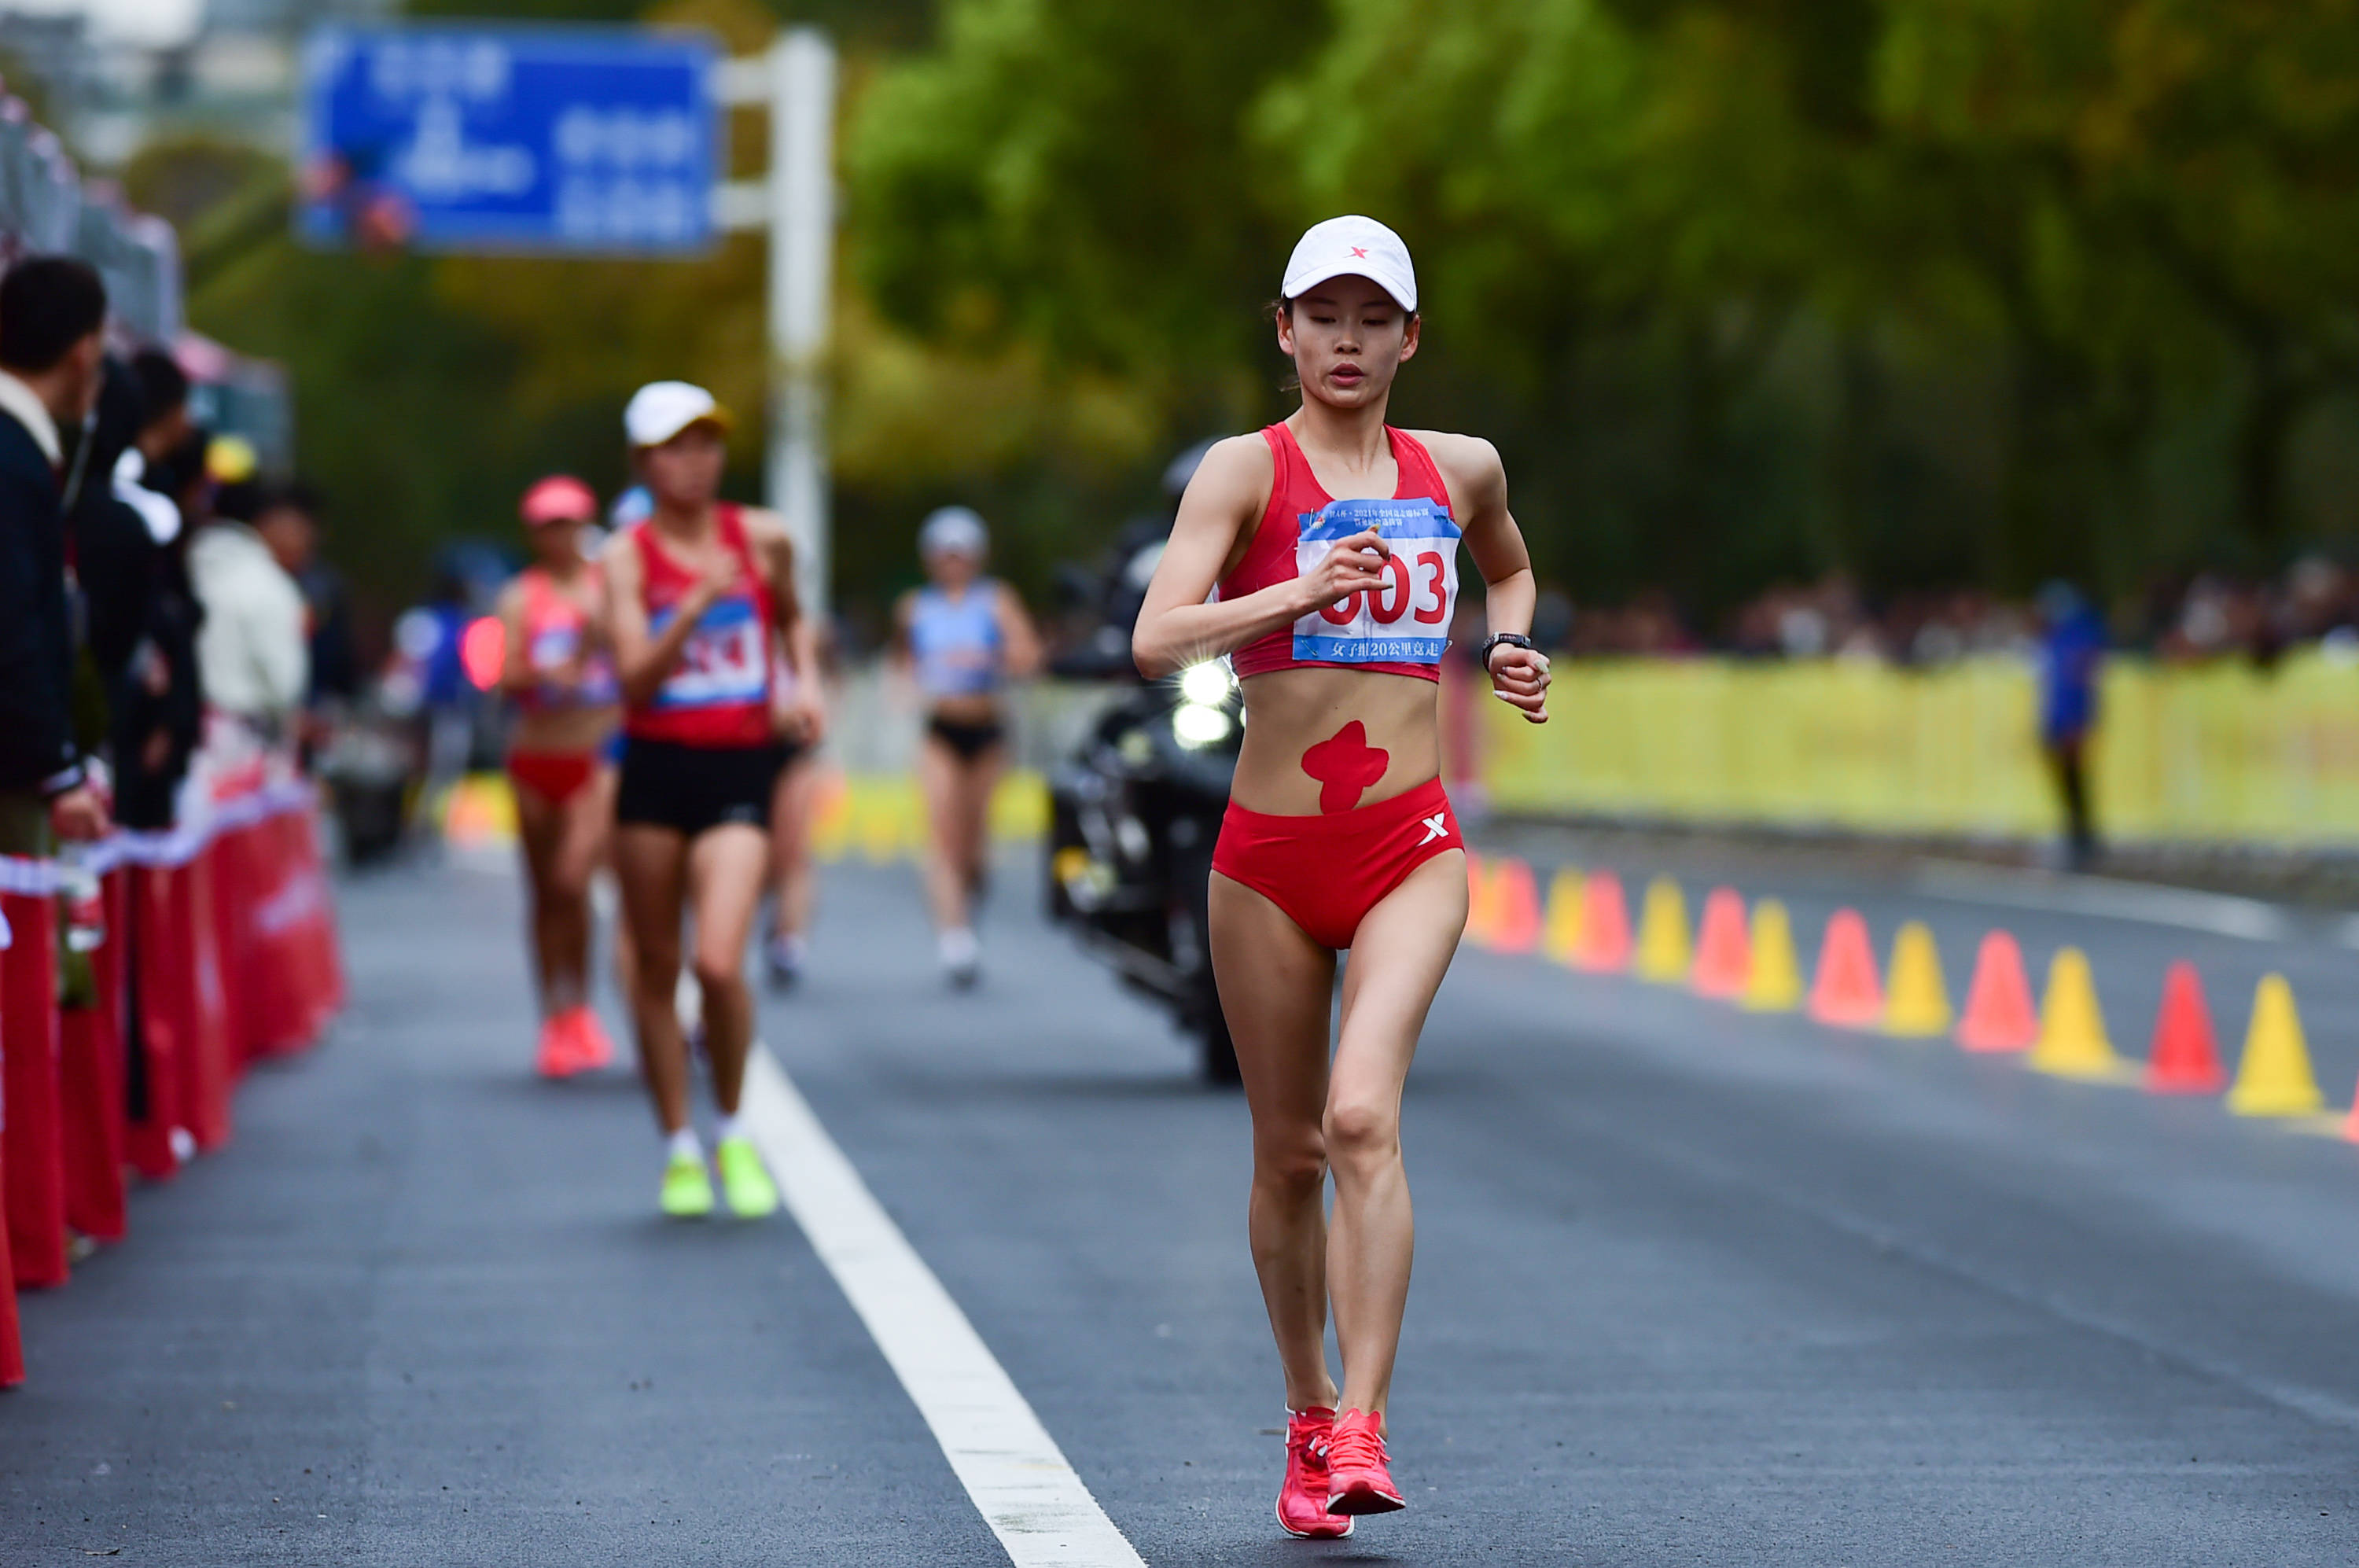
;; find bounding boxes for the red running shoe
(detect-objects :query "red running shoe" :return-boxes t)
[1276,1407,1352,1539]
[533,1014,578,1078]
[1325,1408,1404,1516]
[564,1005,616,1072]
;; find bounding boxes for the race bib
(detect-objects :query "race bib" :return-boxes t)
[1292,497,1461,665]
[650,594,767,710]
[528,624,579,674]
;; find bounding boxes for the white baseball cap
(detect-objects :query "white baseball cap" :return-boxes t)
[1281,215,1417,314]
[919,505,988,559]
[624,381,731,448]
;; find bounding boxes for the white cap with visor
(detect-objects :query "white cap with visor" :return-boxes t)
[919,505,988,559]
[1282,215,1418,314]
[624,381,731,448]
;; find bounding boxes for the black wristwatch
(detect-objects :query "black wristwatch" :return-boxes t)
[1475,631,1536,670]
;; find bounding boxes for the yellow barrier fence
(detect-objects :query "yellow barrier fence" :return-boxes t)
[1478,653,2359,847]
[440,767,1051,862]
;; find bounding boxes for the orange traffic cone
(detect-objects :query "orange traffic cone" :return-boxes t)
[1690,887,1750,999]
[1808,908,1883,1028]
[2144,961,2226,1095]
[1463,853,1492,948]
[1491,859,1542,955]
[1954,930,2038,1053]
[1574,870,1632,973]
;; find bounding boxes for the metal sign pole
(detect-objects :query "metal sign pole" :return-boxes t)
[768,29,834,620]
[713,28,834,619]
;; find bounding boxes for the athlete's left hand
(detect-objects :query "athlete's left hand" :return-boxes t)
[1486,643,1551,724]
[774,690,827,745]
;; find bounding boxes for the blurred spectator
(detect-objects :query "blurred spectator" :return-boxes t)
[2037,581,2106,871]
[189,449,309,736]
[255,480,361,731]
[112,425,209,830]
[0,256,112,850]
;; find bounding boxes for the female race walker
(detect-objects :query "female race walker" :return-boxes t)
[496,474,623,1079]
[892,507,1041,986]
[1133,216,1551,1537]
[763,625,829,989]
[604,381,812,1220]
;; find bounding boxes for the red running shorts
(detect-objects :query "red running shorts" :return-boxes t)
[506,749,599,806]
[1211,776,1462,950]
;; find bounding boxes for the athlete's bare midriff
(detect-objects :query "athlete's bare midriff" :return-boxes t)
[511,702,617,757]
[1232,664,1439,817]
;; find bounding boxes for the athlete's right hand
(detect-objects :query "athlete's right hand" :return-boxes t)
[683,554,741,614]
[1297,528,1389,617]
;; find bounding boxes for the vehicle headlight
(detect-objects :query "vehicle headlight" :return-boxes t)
[1172,702,1234,749]
[1179,660,1233,707]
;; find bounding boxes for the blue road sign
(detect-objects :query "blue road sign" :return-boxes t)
[298,26,718,255]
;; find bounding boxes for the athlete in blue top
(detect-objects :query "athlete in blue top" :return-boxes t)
[892,506,1042,985]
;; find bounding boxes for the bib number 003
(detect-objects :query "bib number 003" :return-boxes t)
[1291,496,1462,666]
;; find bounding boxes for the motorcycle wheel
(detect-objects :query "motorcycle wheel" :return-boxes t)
[1172,833,1242,1087]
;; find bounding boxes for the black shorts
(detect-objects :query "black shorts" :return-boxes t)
[616,738,789,837]
[926,714,1005,763]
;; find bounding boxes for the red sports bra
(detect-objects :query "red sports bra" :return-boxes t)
[514,565,619,713]
[1218,423,1463,683]
[624,504,777,748]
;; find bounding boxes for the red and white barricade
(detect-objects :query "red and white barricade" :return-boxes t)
[0,738,342,1388]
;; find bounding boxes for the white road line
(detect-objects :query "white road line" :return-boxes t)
[1912,862,2298,942]
[738,1047,1150,1568]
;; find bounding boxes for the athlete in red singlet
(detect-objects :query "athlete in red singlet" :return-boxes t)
[602,381,814,1221]
[1135,217,1551,1537]
[496,475,622,1079]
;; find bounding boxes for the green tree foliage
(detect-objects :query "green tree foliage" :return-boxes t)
[115,0,2359,634]
[852,0,2359,625]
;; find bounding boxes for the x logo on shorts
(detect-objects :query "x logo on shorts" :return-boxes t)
[1419,812,1450,845]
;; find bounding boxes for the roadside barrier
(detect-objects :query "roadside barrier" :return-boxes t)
[1956,933,2038,1052]
[0,757,341,1390]
[2225,975,2322,1117]
[1541,867,1584,965]
[1635,877,1691,984]
[1488,859,1542,955]
[1809,909,1883,1027]
[2144,963,2226,1094]
[1471,650,2359,848]
[2030,948,2119,1080]
[1689,887,1750,1000]
[1882,922,1952,1038]
[1573,872,1631,973]
[1458,851,2359,1150]
[1741,900,1802,1012]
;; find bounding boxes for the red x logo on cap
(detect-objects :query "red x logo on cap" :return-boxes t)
[1349,246,1369,259]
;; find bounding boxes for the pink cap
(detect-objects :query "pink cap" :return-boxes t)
[520,475,598,525]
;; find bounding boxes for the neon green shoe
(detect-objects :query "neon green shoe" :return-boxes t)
[660,1154,714,1219]
[715,1136,778,1219]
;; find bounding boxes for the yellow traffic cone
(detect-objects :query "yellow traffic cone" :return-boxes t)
[1542,867,1586,966]
[1742,898,1803,1011]
[2030,947,2118,1080]
[1882,921,1952,1037]
[2226,974,2324,1117]
[1635,876,1691,984]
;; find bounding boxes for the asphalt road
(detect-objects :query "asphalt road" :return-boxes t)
[7,837,2359,1566]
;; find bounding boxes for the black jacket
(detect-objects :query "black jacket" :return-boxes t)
[0,403,80,794]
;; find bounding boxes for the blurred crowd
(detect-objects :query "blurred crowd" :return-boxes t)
[1550,562,2359,668]
[0,253,349,860]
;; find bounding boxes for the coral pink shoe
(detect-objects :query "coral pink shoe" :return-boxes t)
[1275,1408,1352,1538]
[1325,1408,1404,1516]
[564,1005,616,1072]
[533,1014,579,1079]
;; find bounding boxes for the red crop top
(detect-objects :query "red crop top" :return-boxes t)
[1217,422,1463,683]
[624,504,777,748]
